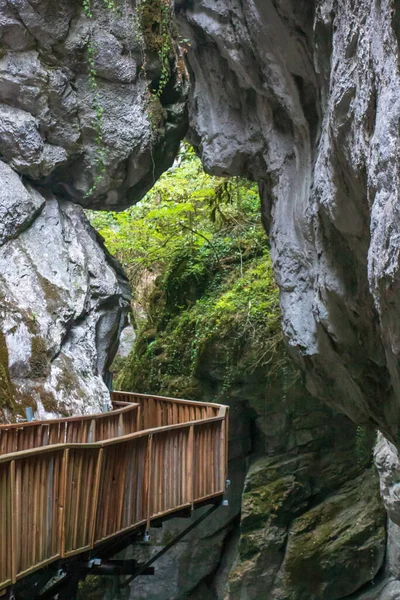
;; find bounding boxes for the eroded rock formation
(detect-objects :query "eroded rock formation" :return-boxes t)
[174,1,400,596]
[176,0,400,443]
[0,0,187,209]
[0,0,187,413]
[0,158,130,416]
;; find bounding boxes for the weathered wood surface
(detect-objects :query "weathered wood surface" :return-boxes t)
[111,391,220,429]
[0,403,140,456]
[0,393,229,591]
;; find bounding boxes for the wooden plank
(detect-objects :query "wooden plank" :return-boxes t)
[10,461,15,584]
[187,425,194,507]
[90,448,103,546]
[59,449,69,558]
[72,450,84,549]
[144,434,153,530]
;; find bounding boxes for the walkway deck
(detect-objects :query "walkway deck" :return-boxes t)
[0,392,229,593]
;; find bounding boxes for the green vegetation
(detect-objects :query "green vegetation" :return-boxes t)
[77,575,104,600]
[138,0,177,98]
[81,0,108,197]
[88,144,282,400]
[355,425,376,468]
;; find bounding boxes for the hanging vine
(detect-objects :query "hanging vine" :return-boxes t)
[136,0,175,98]
[82,0,110,197]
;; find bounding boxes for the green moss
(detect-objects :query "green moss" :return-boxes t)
[118,253,282,402]
[29,336,49,379]
[139,0,177,54]
[55,356,85,404]
[0,329,15,411]
[138,0,176,98]
[37,273,62,310]
[40,390,58,413]
[77,575,104,600]
[355,424,376,468]
[14,393,37,415]
[282,473,386,598]
[241,476,295,530]
[147,95,167,132]
[139,0,167,52]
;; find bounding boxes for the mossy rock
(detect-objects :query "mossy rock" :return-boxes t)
[37,273,62,310]
[139,0,167,53]
[280,471,386,599]
[0,329,15,411]
[29,336,50,379]
[40,389,58,413]
[77,575,104,600]
[238,456,312,563]
[14,390,37,412]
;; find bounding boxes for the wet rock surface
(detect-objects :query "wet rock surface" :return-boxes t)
[0,0,189,414]
[176,0,400,445]
[0,158,130,416]
[0,0,188,209]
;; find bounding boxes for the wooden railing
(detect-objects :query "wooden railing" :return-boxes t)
[111,391,221,429]
[0,403,140,456]
[0,393,229,592]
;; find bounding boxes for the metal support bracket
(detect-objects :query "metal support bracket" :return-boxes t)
[119,501,221,590]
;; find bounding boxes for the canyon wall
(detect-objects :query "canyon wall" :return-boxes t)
[0,0,187,413]
[175,0,400,596]
[176,0,400,535]
[177,0,400,440]
[3,0,400,598]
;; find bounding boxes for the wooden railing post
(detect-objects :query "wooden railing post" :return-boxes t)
[187,425,194,509]
[90,448,104,547]
[59,449,69,558]
[219,416,226,492]
[144,434,153,532]
[136,406,141,432]
[88,418,96,443]
[224,407,229,481]
[10,460,16,584]
[118,412,124,437]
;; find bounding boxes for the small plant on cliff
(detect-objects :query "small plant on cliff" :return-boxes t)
[137,0,176,98]
[355,425,375,468]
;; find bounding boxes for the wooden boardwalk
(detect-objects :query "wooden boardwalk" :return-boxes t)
[0,392,229,592]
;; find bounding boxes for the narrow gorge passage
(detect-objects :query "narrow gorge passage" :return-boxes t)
[1,1,400,599]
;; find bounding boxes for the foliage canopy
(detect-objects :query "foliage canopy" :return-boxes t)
[88,145,282,399]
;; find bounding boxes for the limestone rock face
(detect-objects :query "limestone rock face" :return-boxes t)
[0,159,130,417]
[0,0,188,210]
[223,371,385,600]
[176,0,400,446]
[0,0,189,414]
[271,473,384,600]
[375,435,400,528]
